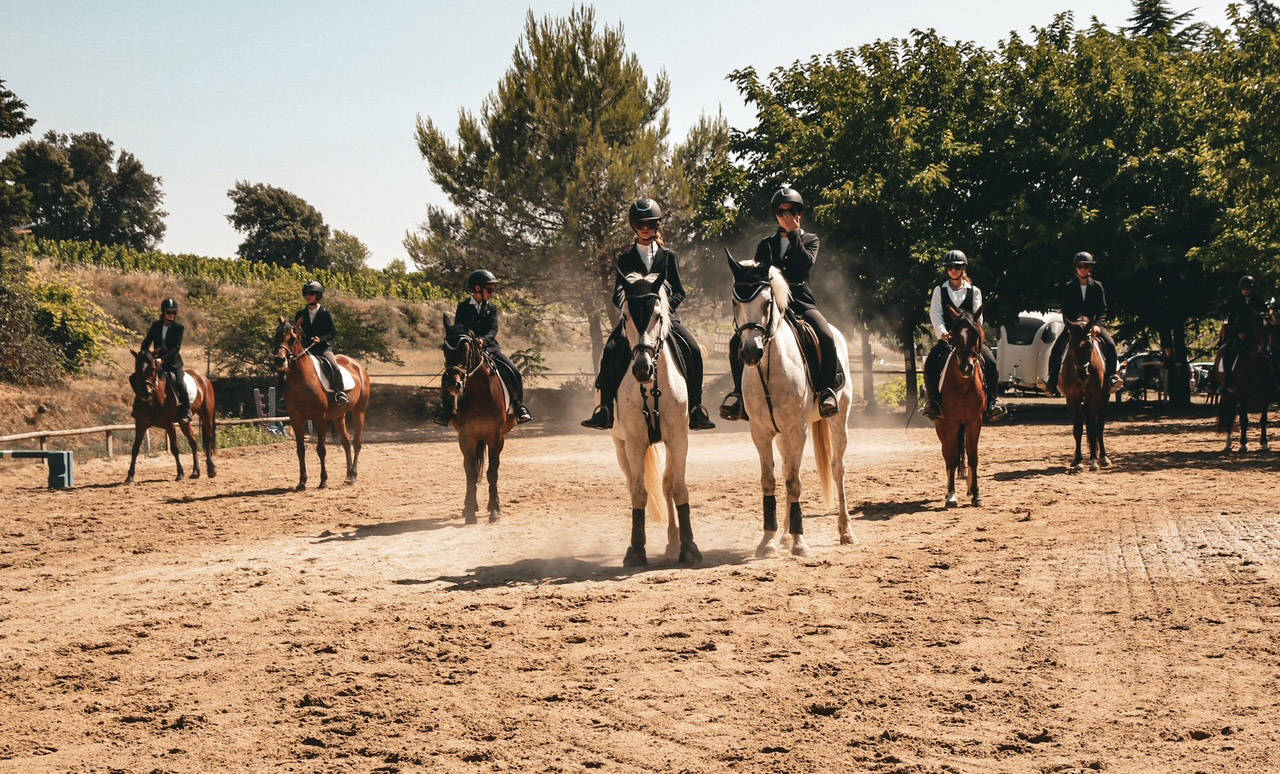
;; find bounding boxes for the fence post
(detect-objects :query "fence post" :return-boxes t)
[39,435,48,451]
[105,430,113,459]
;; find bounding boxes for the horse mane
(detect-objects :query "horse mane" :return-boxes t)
[768,266,791,312]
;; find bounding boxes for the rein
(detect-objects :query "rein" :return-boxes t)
[735,289,783,433]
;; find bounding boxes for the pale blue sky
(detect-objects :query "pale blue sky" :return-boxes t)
[1,1,1229,268]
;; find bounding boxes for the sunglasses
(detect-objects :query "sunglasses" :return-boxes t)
[947,266,964,271]
[774,207,801,216]
[634,220,660,231]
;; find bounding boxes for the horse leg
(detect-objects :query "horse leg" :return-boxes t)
[315,421,329,489]
[967,422,982,507]
[461,437,481,524]
[618,439,649,567]
[1087,410,1100,472]
[349,407,365,481]
[333,414,356,484]
[292,420,309,490]
[829,416,853,544]
[955,425,967,480]
[167,424,185,481]
[487,436,503,523]
[1071,407,1085,473]
[1239,406,1250,454]
[1260,406,1270,453]
[664,434,698,563]
[779,432,808,557]
[751,426,780,558]
[1097,408,1111,468]
[179,420,200,479]
[125,424,146,484]
[202,407,217,478]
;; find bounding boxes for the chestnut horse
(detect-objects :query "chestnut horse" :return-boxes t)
[1059,317,1110,472]
[126,350,216,483]
[935,307,986,507]
[273,317,371,490]
[1216,303,1278,453]
[441,314,517,524]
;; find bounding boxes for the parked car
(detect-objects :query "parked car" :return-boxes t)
[1191,361,1216,393]
[995,311,1063,393]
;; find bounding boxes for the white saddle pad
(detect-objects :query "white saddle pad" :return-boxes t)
[181,372,200,403]
[308,356,356,391]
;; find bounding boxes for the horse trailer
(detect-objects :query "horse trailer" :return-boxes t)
[996,311,1064,394]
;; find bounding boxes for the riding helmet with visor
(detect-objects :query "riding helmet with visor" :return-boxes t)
[943,249,968,269]
[770,187,805,215]
[160,298,178,313]
[628,198,663,226]
[466,269,499,292]
[1073,251,1096,267]
[302,280,324,299]
[1239,275,1256,289]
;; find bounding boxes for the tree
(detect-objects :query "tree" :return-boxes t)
[226,181,330,269]
[412,6,682,360]
[1124,0,1206,46]
[1,78,36,248]
[326,230,370,274]
[0,252,63,386]
[3,131,166,250]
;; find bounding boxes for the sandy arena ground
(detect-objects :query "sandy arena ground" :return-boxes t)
[2,406,1279,773]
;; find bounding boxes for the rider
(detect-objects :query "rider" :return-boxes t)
[139,297,192,422]
[581,198,716,431]
[1045,251,1120,398]
[1216,274,1269,395]
[295,280,348,405]
[434,269,533,426]
[720,187,842,421]
[921,250,1007,422]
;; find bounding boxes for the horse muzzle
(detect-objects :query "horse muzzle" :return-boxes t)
[631,351,657,384]
[740,339,764,367]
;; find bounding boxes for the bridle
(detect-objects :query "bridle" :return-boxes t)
[733,280,784,432]
[274,321,311,371]
[442,330,488,393]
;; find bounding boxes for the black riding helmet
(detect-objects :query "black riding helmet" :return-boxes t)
[160,298,178,312]
[1074,251,1096,267]
[628,198,663,224]
[771,187,804,214]
[466,269,498,291]
[943,249,968,268]
[1239,275,1256,289]
[302,280,324,299]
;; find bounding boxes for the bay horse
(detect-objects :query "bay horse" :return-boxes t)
[1059,317,1110,472]
[727,253,853,557]
[273,317,371,490]
[126,349,216,483]
[611,270,701,567]
[1217,303,1277,453]
[935,306,986,507]
[441,313,517,523]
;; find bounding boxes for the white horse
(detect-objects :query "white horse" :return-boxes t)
[727,253,854,557]
[610,270,702,567]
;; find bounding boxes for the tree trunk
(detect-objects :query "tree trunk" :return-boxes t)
[903,327,919,415]
[861,319,878,412]
[1165,323,1192,408]
[588,309,605,371]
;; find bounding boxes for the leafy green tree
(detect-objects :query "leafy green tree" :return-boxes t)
[0,251,63,385]
[206,279,400,378]
[1124,0,1207,46]
[326,229,370,274]
[28,269,127,373]
[1,78,36,248]
[728,31,996,409]
[226,181,330,269]
[413,6,689,359]
[3,131,166,250]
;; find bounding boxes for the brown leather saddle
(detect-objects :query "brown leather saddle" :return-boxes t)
[783,312,843,395]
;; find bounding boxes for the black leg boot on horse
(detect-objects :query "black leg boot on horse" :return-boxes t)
[169,366,193,423]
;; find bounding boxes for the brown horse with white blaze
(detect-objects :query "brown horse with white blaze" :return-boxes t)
[934,306,986,507]
[126,349,217,483]
[273,316,371,490]
[441,313,517,524]
[1059,317,1110,472]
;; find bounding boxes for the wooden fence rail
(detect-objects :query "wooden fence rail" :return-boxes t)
[0,416,289,458]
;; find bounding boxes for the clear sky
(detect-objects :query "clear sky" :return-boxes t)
[1,1,1230,268]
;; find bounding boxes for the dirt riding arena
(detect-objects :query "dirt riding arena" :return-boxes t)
[2,406,1279,773]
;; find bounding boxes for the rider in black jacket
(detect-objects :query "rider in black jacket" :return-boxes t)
[720,187,842,420]
[581,198,715,431]
[434,269,532,426]
[295,281,348,405]
[1045,252,1120,397]
[139,298,192,421]
[1217,275,1269,394]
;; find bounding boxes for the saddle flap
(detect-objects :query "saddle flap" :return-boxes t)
[308,356,356,391]
[785,313,823,394]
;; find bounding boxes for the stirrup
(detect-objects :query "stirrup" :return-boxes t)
[580,405,612,430]
[689,405,716,430]
[433,409,452,427]
[818,390,839,418]
[515,403,533,424]
[985,402,1007,421]
[333,391,349,404]
[719,393,743,421]
[922,399,941,420]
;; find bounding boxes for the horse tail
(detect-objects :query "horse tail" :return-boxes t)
[810,418,835,509]
[643,443,668,524]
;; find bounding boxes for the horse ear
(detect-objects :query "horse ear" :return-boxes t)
[278,315,286,324]
[974,304,984,321]
[443,313,453,329]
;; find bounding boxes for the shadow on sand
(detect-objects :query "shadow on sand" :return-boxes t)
[402,548,751,591]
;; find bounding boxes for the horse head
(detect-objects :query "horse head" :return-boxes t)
[441,313,482,398]
[130,349,160,402]
[945,305,985,378]
[727,248,789,367]
[618,268,670,385]
[273,316,307,373]
[1063,316,1099,380]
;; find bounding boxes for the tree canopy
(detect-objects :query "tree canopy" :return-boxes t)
[226,181,330,269]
